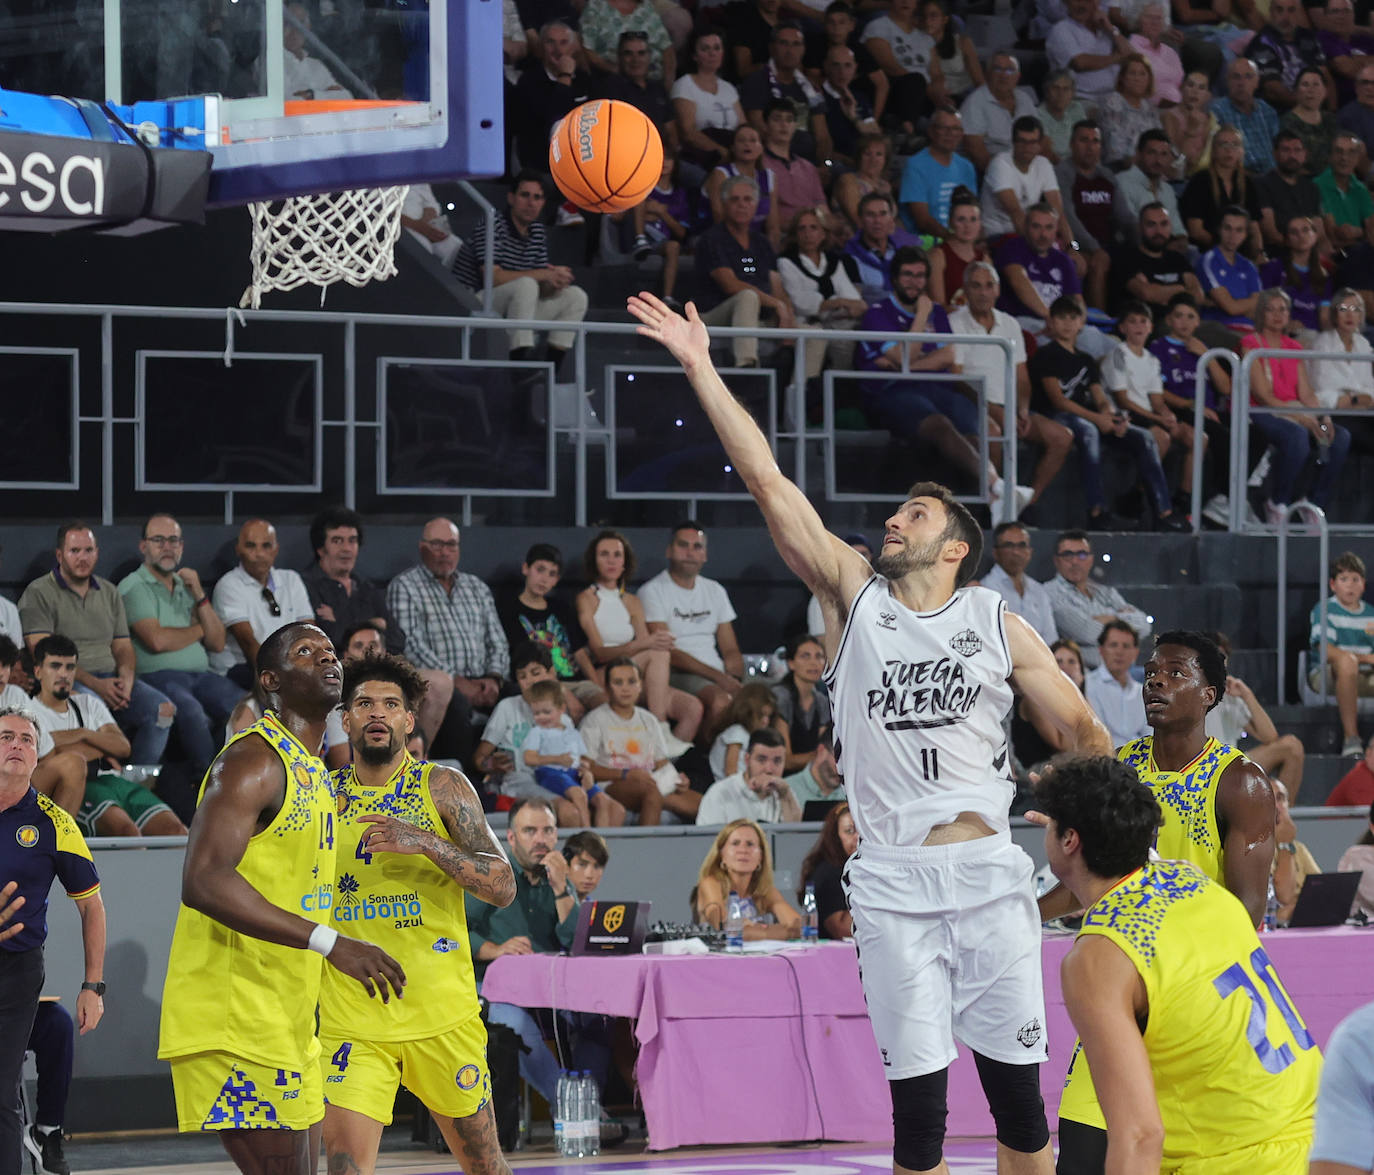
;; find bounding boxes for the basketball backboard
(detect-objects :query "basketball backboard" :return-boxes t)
[0,0,504,215]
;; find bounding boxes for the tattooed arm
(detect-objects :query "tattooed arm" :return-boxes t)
[357,766,516,907]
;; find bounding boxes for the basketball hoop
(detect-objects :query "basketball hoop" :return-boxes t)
[239,185,410,309]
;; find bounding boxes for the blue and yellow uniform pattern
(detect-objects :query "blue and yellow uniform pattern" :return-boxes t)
[1071,860,1320,1173]
[1060,735,1247,1130]
[1119,736,1246,882]
[0,788,100,954]
[158,713,336,1132]
[318,756,489,1125]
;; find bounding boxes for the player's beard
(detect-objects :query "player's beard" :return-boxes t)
[356,729,400,765]
[872,533,945,580]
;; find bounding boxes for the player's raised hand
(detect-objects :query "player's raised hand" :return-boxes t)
[0,881,24,945]
[628,291,711,367]
[326,937,407,1003]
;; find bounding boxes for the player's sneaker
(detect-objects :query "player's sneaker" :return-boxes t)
[23,1126,70,1175]
[1342,736,1365,757]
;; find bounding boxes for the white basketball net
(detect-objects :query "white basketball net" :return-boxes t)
[239,185,410,309]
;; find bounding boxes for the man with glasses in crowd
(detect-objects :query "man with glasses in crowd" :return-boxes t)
[739,21,832,165]
[210,519,314,690]
[118,514,245,782]
[1044,530,1153,668]
[1337,61,1374,179]
[959,52,1039,174]
[981,523,1059,645]
[387,519,509,764]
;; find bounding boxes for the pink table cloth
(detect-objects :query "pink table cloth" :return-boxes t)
[482,929,1374,1150]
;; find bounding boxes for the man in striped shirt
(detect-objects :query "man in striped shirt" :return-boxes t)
[386,519,510,761]
[451,170,588,374]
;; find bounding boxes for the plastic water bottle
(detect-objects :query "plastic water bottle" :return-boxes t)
[584,1071,601,1156]
[802,883,819,942]
[726,891,744,952]
[1264,877,1279,933]
[554,1071,569,1154]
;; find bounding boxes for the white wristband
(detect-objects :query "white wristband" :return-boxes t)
[307,924,339,957]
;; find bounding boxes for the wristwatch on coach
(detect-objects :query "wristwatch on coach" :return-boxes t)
[81,981,106,996]
[1276,842,1296,854]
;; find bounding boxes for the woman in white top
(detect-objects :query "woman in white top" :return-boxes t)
[864,0,944,130]
[576,529,704,741]
[920,0,982,106]
[778,207,868,379]
[1312,290,1374,457]
[671,30,743,168]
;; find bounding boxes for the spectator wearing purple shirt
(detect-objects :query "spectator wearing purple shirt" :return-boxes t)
[1151,292,1235,518]
[841,191,921,302]
[1246,0,1333,111]
[1260,214,1335,335]
[857,246,1032,511]
[1317,0,1374,105]
[995,203,1114,357]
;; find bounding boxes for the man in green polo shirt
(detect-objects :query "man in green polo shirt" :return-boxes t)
[117,514,246,780]
[1317,131,1374,299]
[464,797,613,1113]
[18,522,175,767]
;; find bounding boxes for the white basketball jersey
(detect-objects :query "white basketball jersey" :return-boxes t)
[825,578,1016,847]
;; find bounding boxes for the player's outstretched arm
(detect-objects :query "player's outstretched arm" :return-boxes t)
[360,766,516,908]
[1218,758,1277,928]
[628,293,871,627]
[1061,938,1164,1175]
[1005,612,1113,755]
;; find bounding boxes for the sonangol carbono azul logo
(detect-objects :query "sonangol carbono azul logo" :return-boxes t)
[15,825,39,848]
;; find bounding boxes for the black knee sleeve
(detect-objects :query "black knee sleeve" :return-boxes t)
[890,1070,949,1172]
[973,1052,1050,1154]
[1055,1119,1108,1175]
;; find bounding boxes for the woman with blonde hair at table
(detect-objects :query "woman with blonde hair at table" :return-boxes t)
[693,819,800,939]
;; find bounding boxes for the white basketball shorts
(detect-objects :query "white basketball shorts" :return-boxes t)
[843,830,1048,1080]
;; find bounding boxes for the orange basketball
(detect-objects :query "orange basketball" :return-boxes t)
[548,99,664,214]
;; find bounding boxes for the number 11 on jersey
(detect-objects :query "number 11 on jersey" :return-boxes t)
[920,747,940,781]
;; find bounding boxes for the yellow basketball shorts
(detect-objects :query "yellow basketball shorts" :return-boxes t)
[170,1038,324,1133]
[1166,1128,1313,1175]
[1057,1039,1107,1131]
[319,1014,490,1125]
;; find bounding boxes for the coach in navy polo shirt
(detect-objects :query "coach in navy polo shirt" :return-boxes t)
[0,706,104,1175]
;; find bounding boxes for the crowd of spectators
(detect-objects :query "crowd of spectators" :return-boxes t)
[461,0,1374,530]
[5,510,1369,843]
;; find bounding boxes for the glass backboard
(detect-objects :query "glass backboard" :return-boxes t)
[0,0,504,206]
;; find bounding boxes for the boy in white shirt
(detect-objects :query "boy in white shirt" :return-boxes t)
[1102,300,1200,514]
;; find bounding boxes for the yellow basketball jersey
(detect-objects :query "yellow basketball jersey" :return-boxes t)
[159,714,337,1070]
[1077,859,1321,1164]
[1117,736,1245,883]
[319,756,480,1041]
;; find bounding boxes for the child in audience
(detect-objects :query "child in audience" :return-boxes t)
[475,644,626,826]
[581,657,702,823]
[1103,300,1200,513]
[520,678,604,807]
[631,148,699,309]
[708,682,778,779]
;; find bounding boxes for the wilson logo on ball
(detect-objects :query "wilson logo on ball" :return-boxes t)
[576,103,602,163]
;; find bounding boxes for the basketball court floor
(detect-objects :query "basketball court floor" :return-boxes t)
[65,1136,1006,1175]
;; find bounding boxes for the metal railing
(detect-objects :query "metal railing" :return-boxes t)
[0,301,1018,527]
[1190,347,1238,534]
[1229,345,1374,534]
[1273,500,1331,705]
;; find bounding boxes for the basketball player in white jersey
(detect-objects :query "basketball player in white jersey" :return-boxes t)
[628,292,1113,1175]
